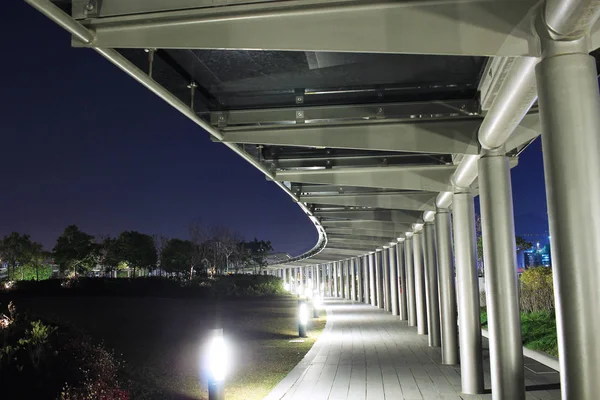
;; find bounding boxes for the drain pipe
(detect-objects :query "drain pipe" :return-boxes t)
[24,0,326,264]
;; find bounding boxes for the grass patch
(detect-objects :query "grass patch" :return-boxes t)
[481,308,558,358]
[7,295,326,400]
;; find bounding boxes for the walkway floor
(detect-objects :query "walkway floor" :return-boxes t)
[265,298,560,400]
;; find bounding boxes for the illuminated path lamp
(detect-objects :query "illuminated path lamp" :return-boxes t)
[206,328,229,400]
[298,300,309,338]
[312,294,321,318]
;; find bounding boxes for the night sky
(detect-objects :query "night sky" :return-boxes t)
[1,2,549,256]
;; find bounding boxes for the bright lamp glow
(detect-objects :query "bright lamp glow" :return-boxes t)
[313,294,322,308]
[304,286,312,297]
[207,334,229,382]
[284,283,290,291]
[299,302,309,326]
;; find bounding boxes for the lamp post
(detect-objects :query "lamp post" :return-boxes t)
[298,300,308,338]
[206,328,229,400]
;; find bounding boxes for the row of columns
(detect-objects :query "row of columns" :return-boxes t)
[274,42,600,397]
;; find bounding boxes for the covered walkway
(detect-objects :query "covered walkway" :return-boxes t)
[266,299,560,400]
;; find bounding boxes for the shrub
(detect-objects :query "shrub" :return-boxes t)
[520,267,554,313]
[0,302,129,399]
[521,311,558,357]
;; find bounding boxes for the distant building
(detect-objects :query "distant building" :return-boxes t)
[524,242,552,267]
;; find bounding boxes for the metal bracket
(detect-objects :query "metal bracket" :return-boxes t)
[215,113,228,128]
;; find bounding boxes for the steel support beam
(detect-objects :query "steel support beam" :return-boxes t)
[382,247,391,312]
[536,45,600,400]
[79,0,541,57]
[215,99,478,127]
[397,240,407,321]
[413,231,427,335]
[375,249,384,309]
[324,229,402,241]
[405,234,416,327]
[362,255,369,304]
[369,253,376,307]
[353,258,359,302]
[435,209,458,365]
[423,221,441,347]
[333,262,339,297]
[479,150,524,400]
[389,244,400,317]
[274,165,457,192]
[222,119,481,155]
[321,220,412,232]
[453,190,484,394]
[315,209,424,223]
[301,192,437,211]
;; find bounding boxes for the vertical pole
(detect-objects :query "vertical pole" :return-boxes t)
[405,234,417,327]
[325,263,333,297]
[347,260,351,300]
[536,47,600,400]
[397,240,407,320]
[363,255,370,305]
[382,247,390,311]
[390,244,400,316]
[333,262,338,298]
[351,258,357,301]
[436,209,459,365]
[423,221,441,347]
[453,190,484,394]
[479,149,524,400]
[369,252,376,306]
[299,267,304,296]
[413,231,428,335]
[341,260,347,299]
[375,250,384,309]
[356,258,363,302]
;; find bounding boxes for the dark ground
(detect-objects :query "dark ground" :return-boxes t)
[6,295,326,400]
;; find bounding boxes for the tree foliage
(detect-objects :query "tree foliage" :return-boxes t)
[112,231,156,277]
[161,238,194,276]
[244,239,273,274]
[520,266,554,313]
[53,225,98,275]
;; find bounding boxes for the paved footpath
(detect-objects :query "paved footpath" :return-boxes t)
[264,298,560,400]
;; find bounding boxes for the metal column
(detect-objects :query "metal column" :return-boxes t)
[453,190,484,394]
[423,221,441,347]
[327,264,332,297]
[405,235,417,327]
[299,267,304,295]
[382,247,390,312]
[363,255,370,305]
[537,47,600,400]
[479,150,524,400]
[333,262,338,298]
[436,209,458,365]
[356,258,363,302]
[397,240,407,320]
[342,260,348,299]
[350,258,357,301]
[413,231,427,335]
[375,249,384,309]
[369,253,376,306]
[390,244,400,316]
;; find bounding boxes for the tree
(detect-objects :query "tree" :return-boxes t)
[114,231,156,278]
[98,236,120,277]
[516,236,533,252]
[28,242,49,281]
[53,225,98,275]
[161,238,194,277]
[245,239,273,274]
[0,233,36,280]
[153,234,168,276]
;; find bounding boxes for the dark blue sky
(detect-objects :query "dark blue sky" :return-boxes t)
[1,2,549,255]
